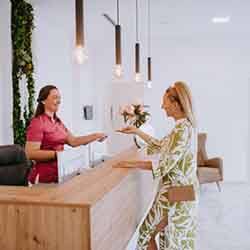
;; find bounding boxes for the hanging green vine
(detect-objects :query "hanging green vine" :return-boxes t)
[11,0,35,146]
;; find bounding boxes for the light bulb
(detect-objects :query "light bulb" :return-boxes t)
[74,45,88,64]
[113,64,123,79]
[135,73,142,82]
[147,81,152,88]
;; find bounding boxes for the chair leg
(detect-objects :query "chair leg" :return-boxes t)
[216,182,221,192]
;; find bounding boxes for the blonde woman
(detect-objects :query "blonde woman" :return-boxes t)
[116,81,199,250]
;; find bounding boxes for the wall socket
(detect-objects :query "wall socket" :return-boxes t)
[83,105,93,120]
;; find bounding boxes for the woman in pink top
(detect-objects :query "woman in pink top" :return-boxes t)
[25,85,107,184]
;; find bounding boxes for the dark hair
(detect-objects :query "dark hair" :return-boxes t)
[35,85,58,117]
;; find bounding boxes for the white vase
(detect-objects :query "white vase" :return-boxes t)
[134,122,155,148]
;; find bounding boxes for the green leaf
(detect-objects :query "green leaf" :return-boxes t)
[11,0,35,145]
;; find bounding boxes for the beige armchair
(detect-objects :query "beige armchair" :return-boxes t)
[197,133,223,191]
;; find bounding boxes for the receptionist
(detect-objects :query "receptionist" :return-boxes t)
[25,85,107,184]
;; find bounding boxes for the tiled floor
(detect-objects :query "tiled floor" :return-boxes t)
[197,183,250,250]
[127,183,250,250]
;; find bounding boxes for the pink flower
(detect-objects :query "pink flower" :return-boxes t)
[138,104,144,113]
[124,105,135,115]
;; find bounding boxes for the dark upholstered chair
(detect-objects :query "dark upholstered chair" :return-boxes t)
[197,133,223,191]
[0,144,32,186]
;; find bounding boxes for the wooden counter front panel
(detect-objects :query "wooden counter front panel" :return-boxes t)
[0,204,90,250]
[0,147,158,250]
[90,170,156,250]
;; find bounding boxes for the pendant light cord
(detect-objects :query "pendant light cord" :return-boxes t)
[148,0,151,56]
[117,0,120,24]
[136,0,139,42]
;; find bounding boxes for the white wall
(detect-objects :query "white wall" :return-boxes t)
[93,38,250,182]
[248,78,250,182]
[32,0,97,135]
[84,0,250,183]
[0,0,99,142]
[145,38,250,183]
[0,0,13,145]
[1,0,250,182]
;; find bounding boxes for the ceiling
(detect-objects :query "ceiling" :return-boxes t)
[85,0,250,36]
[29,0,250,48]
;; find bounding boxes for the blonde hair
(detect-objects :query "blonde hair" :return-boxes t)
[171,81,196,128]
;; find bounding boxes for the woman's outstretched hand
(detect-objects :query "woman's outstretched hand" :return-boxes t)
[116,126,138,135]
[94,133,108,142]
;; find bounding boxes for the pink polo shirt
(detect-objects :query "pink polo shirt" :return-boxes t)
[26,113,69,183]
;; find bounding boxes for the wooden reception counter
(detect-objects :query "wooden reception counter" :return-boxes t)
[0,146,157,250]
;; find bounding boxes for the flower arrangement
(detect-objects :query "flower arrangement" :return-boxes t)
[119,103,150,128]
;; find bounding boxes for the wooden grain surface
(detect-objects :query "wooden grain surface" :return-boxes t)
[0,146,157,250]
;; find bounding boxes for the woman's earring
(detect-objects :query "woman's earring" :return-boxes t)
[42,101,45,105]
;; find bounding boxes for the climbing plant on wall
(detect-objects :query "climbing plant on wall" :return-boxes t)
[11,0,35,145]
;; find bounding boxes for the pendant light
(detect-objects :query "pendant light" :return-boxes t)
[147,0,152,88]
[75,0,88,64]
[135,0,141,82]
[113,0,123,78]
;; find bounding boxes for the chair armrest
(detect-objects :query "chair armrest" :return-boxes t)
[203,157,223,180]
[168,185,196,202]
[203,157,222,167]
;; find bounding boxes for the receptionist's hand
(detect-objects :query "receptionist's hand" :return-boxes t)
[95,133,108,142]
[116,126,138,135]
